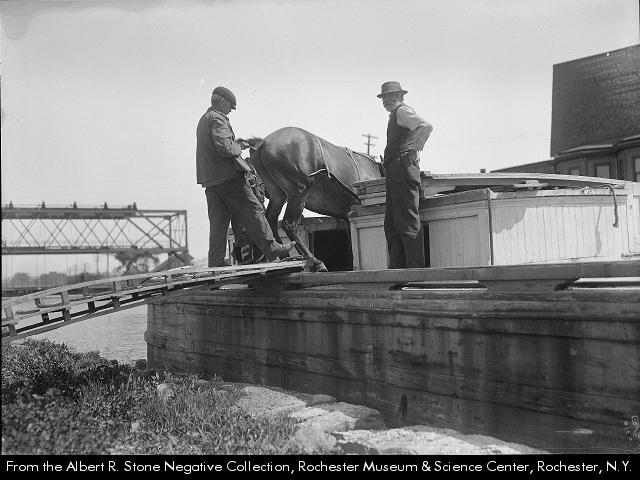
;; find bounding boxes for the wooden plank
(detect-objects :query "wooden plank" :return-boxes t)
[480,280,573,291]
[255,259,640,291]
[354,172,628,195]
[2,305,18,337]
[182,285,640,322]
[630,193,640,253]
[170,288,640,326]
[4,300,153,341]
[354,189,490,214]
[7,281,183,323]
[2,304,15,323]
[3,261,307,311]
[112,297,121,309]
[60,290,70,307]
[161,337,637,425]
[1,260,307,308]
[2,263,307,341]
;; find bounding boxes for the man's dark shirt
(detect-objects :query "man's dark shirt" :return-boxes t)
[196,107,243,187]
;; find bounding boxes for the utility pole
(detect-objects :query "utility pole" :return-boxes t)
[362,133,378,156]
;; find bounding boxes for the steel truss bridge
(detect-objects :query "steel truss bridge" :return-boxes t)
[1,203,189,264]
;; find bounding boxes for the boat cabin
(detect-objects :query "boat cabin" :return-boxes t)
[350,172,640,270]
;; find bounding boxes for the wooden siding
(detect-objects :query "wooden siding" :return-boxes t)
[491,192,630,264]
[350,213,388,270]
[421,201,490,268]
[630,190,640,253]
[349,186,639,270]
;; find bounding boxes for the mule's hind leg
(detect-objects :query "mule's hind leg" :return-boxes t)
[264,188,286,244]
[281,192,328,272]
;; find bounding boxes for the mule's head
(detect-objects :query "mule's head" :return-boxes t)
[241,136,264,150]
[377,156,386,177]
[355,152,386,179]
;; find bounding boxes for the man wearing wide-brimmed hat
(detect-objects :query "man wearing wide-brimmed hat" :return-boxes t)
[196,86,295,267]
[378,81,433,269]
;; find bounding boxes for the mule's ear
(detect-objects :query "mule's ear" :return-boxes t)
[378,157,386,177]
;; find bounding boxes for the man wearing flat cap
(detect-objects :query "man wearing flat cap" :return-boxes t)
[196,86,295,267]
[378,81,433,269]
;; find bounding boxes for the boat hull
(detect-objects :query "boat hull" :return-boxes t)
[146,269,640,453]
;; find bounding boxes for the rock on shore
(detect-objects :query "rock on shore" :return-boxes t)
[214,382,545,455]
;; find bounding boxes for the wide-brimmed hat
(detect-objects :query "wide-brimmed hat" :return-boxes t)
[212,86,237,109]
[377,81,408,98]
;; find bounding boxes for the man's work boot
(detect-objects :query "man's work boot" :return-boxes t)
[267,241,296,259]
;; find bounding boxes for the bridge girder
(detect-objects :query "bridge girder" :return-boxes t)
[1,204,189,262]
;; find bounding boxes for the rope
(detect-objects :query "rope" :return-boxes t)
[313,135,329,177]
[605,185,619,228]
[343,147,362,181]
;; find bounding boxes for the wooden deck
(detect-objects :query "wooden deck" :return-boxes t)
[255,258,640,291]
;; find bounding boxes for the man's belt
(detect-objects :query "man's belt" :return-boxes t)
[384,150,418,167]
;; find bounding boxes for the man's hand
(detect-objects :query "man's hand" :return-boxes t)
[238,139,250,150]
[402,150,420,167]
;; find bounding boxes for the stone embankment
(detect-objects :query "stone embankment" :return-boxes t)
[156,376,545,455]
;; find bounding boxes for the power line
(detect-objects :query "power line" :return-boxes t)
[362,133,378,155]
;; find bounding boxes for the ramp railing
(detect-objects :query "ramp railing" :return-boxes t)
[2,260,307,343]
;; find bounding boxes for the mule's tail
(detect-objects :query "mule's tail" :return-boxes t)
[248,142,263,174]
[249,143,269,200]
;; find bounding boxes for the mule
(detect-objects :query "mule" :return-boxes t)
[249,127,385,271]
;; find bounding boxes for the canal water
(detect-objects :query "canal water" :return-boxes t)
[29,307,148,364]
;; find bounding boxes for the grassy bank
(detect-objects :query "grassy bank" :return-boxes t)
[1,339,302,454]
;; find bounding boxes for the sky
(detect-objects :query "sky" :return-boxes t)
[1,0,639,274]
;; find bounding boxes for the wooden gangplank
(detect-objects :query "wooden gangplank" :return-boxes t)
[1,260,307,343]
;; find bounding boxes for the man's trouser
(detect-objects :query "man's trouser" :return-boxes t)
[230,174,267,264]
[384,151,425,269]
[205,177,277,267]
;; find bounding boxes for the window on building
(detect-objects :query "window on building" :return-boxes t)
[617,158,625,180]
[595,164,611,179]
[568,167,581,176]
[635,157,640,182]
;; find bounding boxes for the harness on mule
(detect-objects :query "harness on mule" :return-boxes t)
[343,147,362,181]
[297,135,358,206]
[307,134,383,197]
[310,134,368,182]
[310,134,330,179]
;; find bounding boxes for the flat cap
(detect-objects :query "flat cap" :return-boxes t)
[212,86,237,109]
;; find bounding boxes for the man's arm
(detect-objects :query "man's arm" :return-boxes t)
[210,116,243,157]
[397,105,433,151]
[412,124,433,151]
